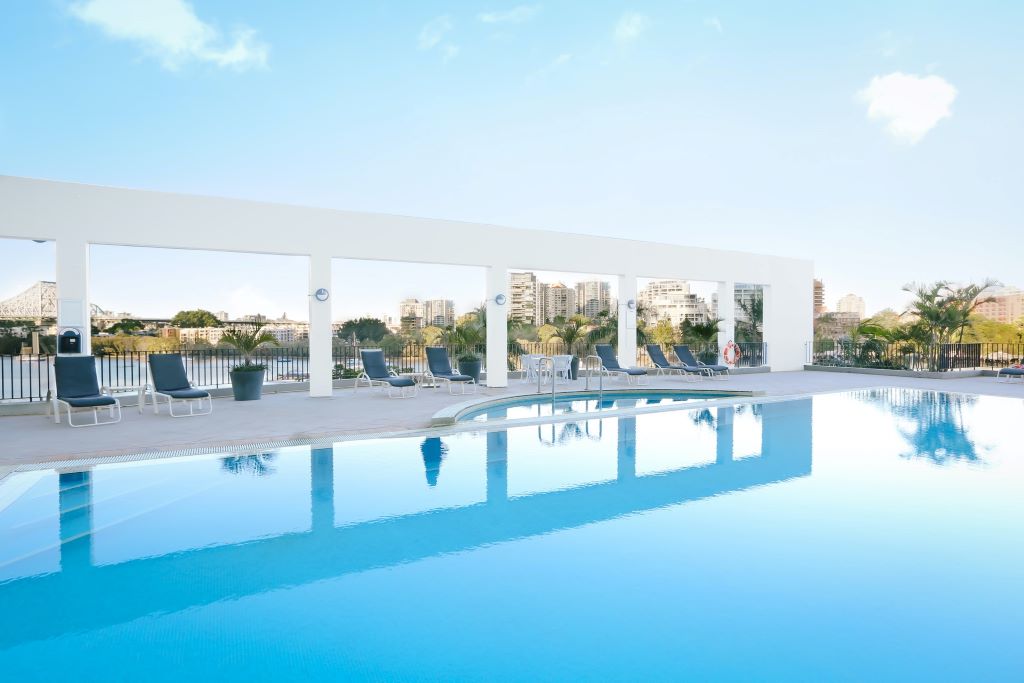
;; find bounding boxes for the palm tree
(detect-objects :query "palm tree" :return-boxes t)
[221,322,279,370]
[585,303,650,349]
[735,291,763,343]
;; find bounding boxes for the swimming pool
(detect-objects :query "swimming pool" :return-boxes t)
[1,389,1021,680]
[455,389,741,422]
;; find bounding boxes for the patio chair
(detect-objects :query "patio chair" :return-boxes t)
[357,349,418,398]
[645,344,701,381]
[551,354,574,382]
[521,353,544,383]
[995,366,1024,383]
[147,354,213,417]
[50,355,122,427]
[424,347,477,394]
[673,345,730,379]
[594,344,648,385]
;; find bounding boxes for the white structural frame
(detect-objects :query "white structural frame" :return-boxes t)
[1,176,814,397]
[148,386,214,417]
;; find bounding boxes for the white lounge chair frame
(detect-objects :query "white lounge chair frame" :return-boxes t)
[355,371,418,398]
[48,369,125,428]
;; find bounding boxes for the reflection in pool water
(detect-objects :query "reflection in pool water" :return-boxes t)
[458,391,726,422]
[1,391,1022,681]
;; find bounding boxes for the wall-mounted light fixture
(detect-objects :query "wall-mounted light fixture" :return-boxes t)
[494,293,507,306]
[313,288,330,302]
[626,299,637,311]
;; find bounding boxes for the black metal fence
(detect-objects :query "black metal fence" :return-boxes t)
[1,341,770,403]
[806,340,1024,372]
[637,342,767,368]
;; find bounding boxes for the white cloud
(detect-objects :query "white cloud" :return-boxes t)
[478,5,540,24]
[418,15,453,50]
[68,0,267,71]
[418,15,459,61]
[442,44,460,63]
[858,72,957,144]
[704,16,723,34]
[528,52,571,82]
[614,12,650,45]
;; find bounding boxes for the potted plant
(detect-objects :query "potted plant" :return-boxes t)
[221,323,279,401]
[457,351,482,382]
[443,320,485,382]
[555,315,588,379]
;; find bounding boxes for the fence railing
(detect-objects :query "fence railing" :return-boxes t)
[1,340,770,403]
[806,340,1024,372]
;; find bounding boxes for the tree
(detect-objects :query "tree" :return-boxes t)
[552,315,589,356]
[650,319,677,348]
[735,291,763,343]
[220,322,279,369]
[171,309,222,328]
[337,317,388,342]
[106,319,144,335]
[421,325,445,346]
[681,318,721,345]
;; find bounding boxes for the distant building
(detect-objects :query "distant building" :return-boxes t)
[734,283,762,324]
[177,327,227,345]
[836,293,865,320]
[509,272,542,325]
[542,283,577,323]
[423,299,455,328]
[974,287,1024,323]
[638,280,711,327]
[813,279,826,316]
[398,298,425,329]
[575,280,612,318]
[215,310,230,322]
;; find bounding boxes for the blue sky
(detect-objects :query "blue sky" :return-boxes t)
[1,1,1021,321]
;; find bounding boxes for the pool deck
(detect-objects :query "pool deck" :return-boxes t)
[2,370,1022,475]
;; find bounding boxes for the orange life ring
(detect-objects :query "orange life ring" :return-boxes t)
[723,341,741,365]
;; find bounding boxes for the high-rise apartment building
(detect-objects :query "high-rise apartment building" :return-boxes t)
[423,299,455,328]
[542,283,577,323]
[638,280,711,327]
[575,280,612,318]
[734,283,762,323]
[974,287,1024,323]
[836,293,865,320]
[398,298,425,328]
[509,272,542,325]
[813,279,825,316]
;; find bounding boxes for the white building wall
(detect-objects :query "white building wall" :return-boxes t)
[0,176,814,387]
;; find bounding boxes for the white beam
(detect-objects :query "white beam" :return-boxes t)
[55,238,91,354]
[308,255,333,397]
[717,280,735,356]
[485,265,508,387]
[617,274,637,366]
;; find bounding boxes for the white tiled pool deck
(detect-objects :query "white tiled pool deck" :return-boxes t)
[2,370,1022,475]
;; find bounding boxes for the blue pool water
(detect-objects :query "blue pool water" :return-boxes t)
[1,389,1022,681]
[458,390,732,422]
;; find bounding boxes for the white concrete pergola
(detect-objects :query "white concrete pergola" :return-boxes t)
[0,175,814,394]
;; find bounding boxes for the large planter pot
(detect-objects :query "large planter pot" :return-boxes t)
[569,355,580,380]
[458,358,482,383]
[230,369,265,401]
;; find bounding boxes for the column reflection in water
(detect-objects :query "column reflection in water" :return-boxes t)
[58,470,93,570]
[310,447,334,533]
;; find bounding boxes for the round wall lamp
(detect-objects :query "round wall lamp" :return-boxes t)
[626,299,637,311]
[494,293,507,306]
[313,288,330,302]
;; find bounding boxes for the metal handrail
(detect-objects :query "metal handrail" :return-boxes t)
[536,356,554,395]
[583,355,603,394]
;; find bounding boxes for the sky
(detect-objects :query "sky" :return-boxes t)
[1,0,1021,321]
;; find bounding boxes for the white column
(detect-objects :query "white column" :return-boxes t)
[717,280,735,354]
[308,254,333,397]
[760,284,772,366]
[485,265,508,387]
[617,274,638,366]
[55,238,91,354]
